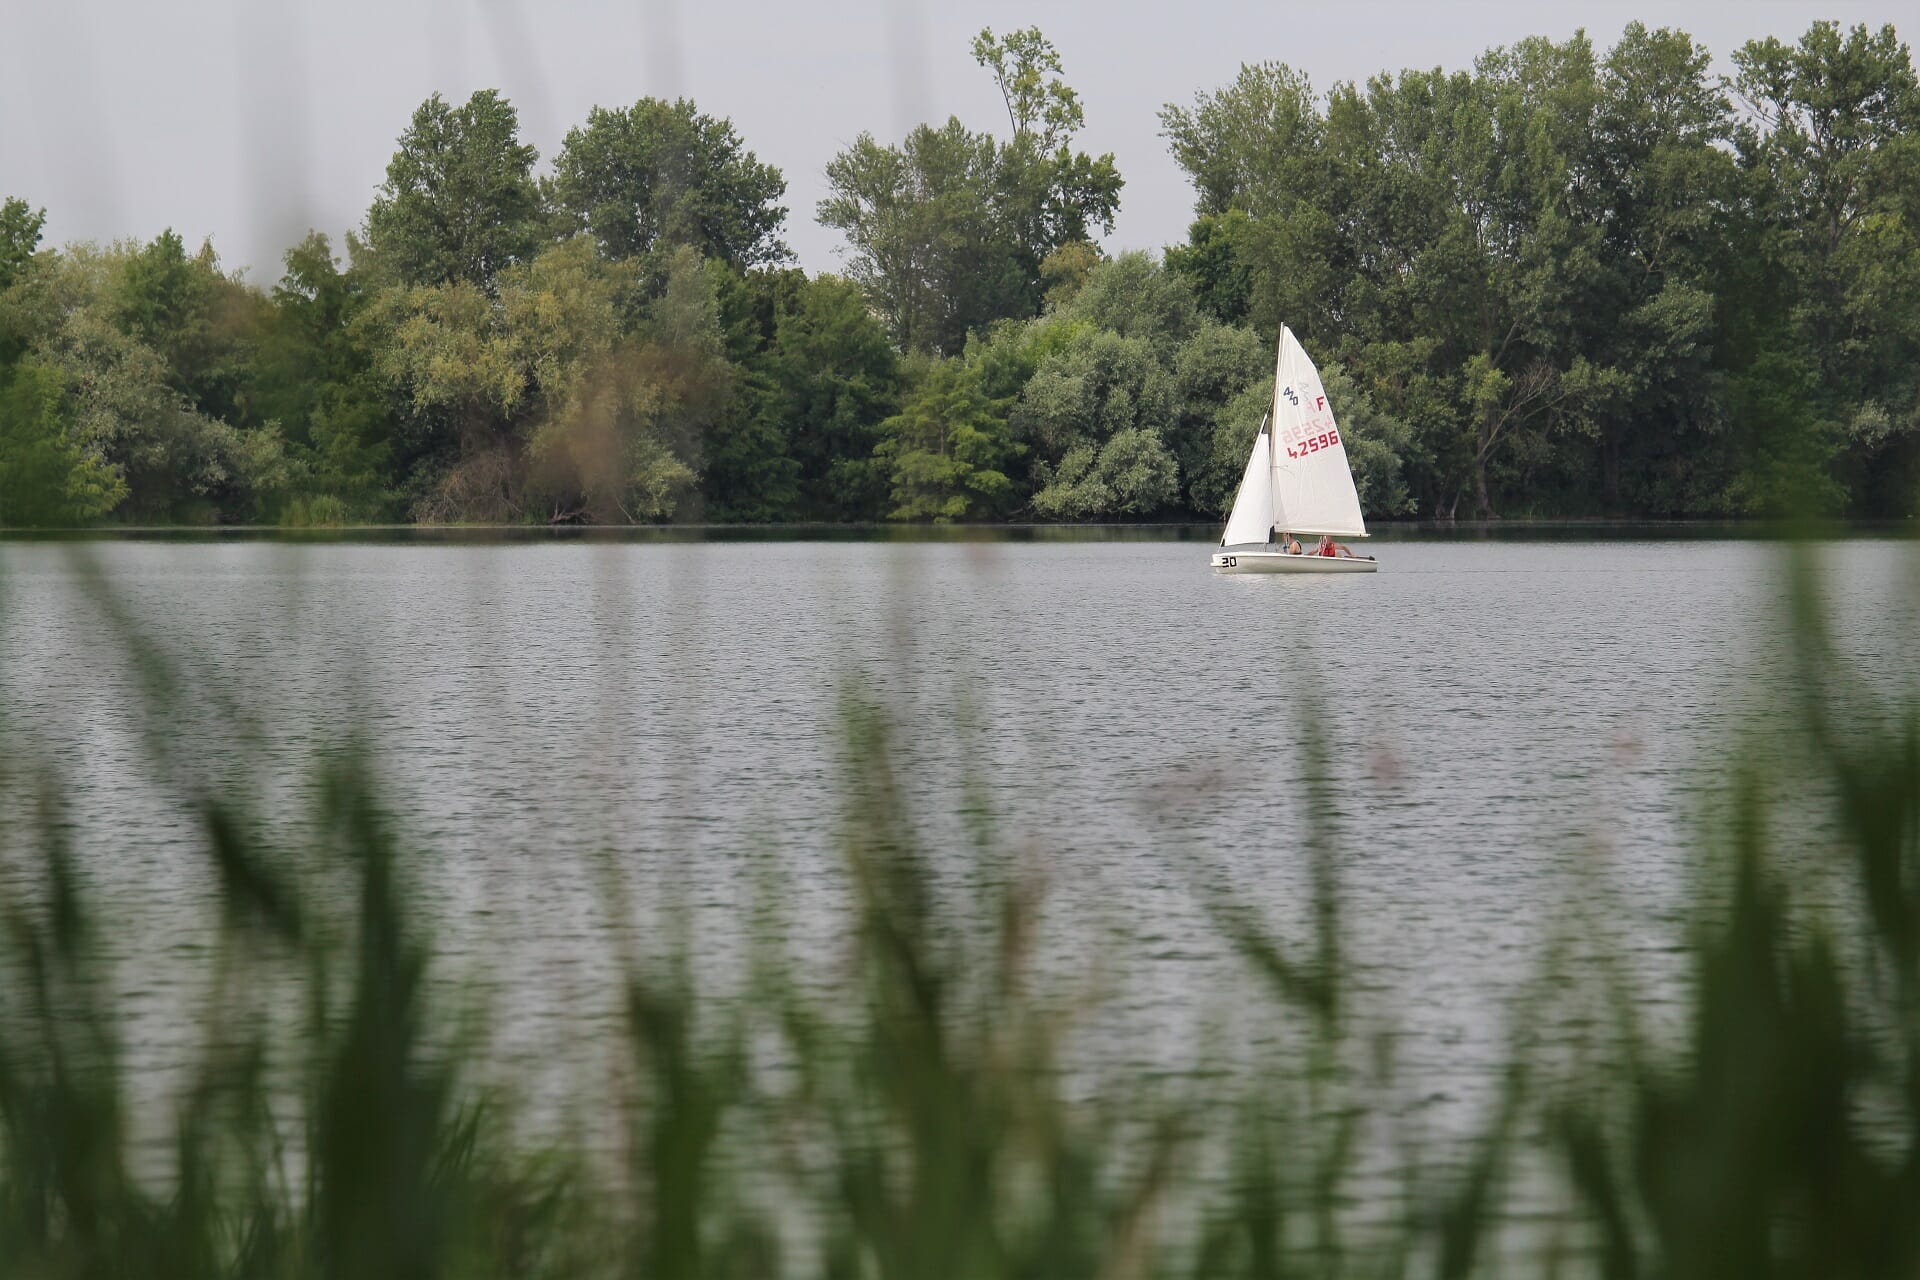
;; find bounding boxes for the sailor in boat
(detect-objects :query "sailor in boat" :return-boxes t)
[1316,534,1360,559]
[1279,531,1303,555]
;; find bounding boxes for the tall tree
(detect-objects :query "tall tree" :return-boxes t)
[770,275,899,519]
[820,27,1121,355]
[548,98,789,268]
[1159,62,1325,219]
[1731,21,1920,505]
[250,233,393,519]
[1006,253,1269,518]
[364,90,542,290]
[710,269,899,521]
[972,26,1085,151]
[113,229,261,426]
[369,236,721,523]
[0,358,127,526]
[14,244,271,523]
[821,121,1020,356]
[1160,65,1336,336]
[0,197,44,295]
[974,26,1123,297]
[875,360,1016,520]
[1579,23,1737,509]
[0,197,47,370]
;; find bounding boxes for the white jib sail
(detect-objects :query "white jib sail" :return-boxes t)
[1270,326,1367,538]
[1220,413,1276,546]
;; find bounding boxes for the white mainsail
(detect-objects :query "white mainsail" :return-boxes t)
[1219,413,1274,547]
[1270,326,1367,538]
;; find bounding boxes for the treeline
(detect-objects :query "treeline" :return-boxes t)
[1,20,1916,527]
[1162,21,1920,518]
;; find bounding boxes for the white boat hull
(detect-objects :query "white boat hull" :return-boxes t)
[1211,546,1378,573]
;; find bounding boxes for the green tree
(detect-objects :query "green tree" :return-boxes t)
[370,235,722,523]
[0,197,47,369]
[1733,22,1920,309]
[974,26,1124,293]
[113,229,261,426]
[820,28,1121,355]
[0,358,127,526]
[706,266,901,522]
[1168,317,1267,507]
[1029,427,1178,518]
[1038,240,1100,310]
[706,266,806,522]
[1056,250,1199,351]
[1165,211,1255,324]
[367,273,528,519]
[548,98,789,269]
[18,244,273,523]
[1167,31,1710,518]
[1320,363,1416,517]
[1002,253,1263,516]
[972,26,1085,152]
[820,121,1019,357]
[875,360,1015,520]
[1731,22,1920,509]
[1725,347,1845,514]
[0,197,44,295]
[364,90,542,289]
[1576,23,1738,511]
[765,274,899,519]
[250,233,393,520]
[1012,330,1172,462]
[1160,62,1324,219]
[613,244,731,519]
[1160,64,1339,341]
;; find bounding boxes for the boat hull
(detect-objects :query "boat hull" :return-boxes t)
[1211,547,1378,573]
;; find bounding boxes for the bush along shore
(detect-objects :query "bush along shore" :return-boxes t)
[3,20,1918,531]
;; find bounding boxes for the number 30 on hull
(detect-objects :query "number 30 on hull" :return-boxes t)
[1211,549,1378,574]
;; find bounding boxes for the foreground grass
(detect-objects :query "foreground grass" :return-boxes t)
[0,546,1916,1278]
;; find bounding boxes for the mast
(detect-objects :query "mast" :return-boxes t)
[1269,343,1285,544]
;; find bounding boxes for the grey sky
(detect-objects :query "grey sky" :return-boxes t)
[0,1,1902,283]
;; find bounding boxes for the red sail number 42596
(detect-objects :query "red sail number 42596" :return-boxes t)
[1285,429,1340,460]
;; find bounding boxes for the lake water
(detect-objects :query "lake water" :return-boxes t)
[2,529,1916,1150]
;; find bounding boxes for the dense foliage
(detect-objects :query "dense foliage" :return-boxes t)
[1,20,1916,527]
[1162,20,1920,518]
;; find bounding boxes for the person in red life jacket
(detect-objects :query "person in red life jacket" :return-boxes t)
[1316,535,1359,558]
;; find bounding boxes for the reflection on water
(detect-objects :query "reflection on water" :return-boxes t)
[2,534,1915,1145]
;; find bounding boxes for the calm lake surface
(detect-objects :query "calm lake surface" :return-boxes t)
[3,530,1916,1147]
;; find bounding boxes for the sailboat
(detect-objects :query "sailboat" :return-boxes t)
[1210,324,1377,573]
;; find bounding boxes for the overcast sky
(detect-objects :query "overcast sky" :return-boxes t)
[0,1,1901,283]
